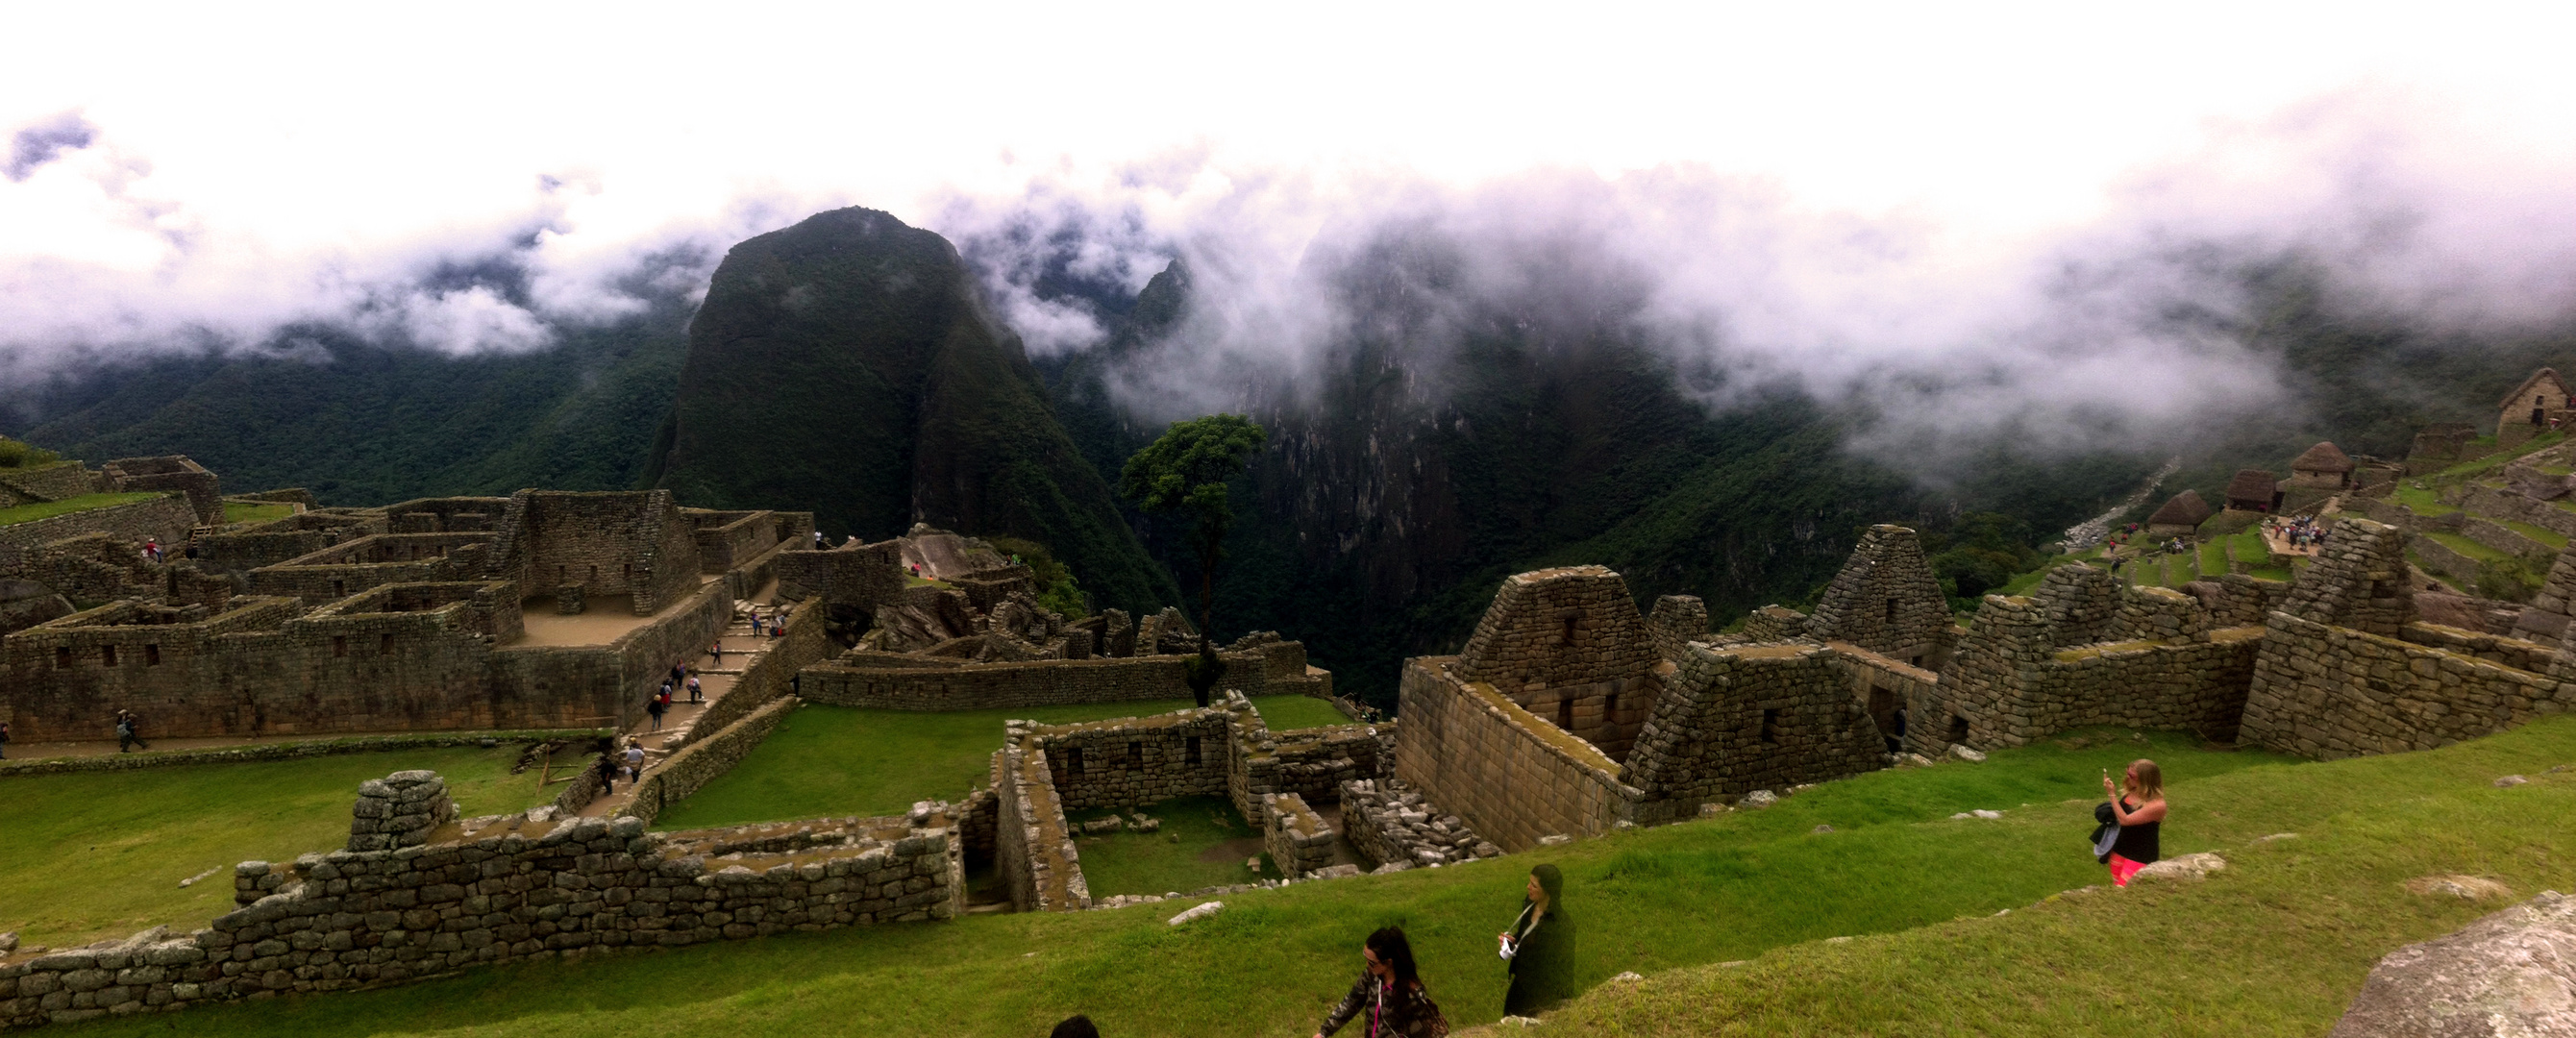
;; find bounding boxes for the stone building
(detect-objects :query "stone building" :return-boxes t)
[2225,469,2282,512]
[2145,489,2214,535]
[2497,367,2575,449]
[1801,525,1956,670]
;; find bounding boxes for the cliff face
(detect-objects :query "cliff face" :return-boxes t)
[653,208,1177,612]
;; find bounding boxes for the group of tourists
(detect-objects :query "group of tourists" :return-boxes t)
[2268,515,2329,554]
[1306,864,1574,1037]
[591,736,646,795]
[645,660,703,732]
[114,709,151,753]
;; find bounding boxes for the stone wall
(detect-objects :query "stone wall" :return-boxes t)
[489,490,701,616]
[2279,518,2415,637]
[668,599,830,750]
[102,457,221,524]
[2461,485,2576,539]
[1803,524,1956,669]
[0,729,608,778]
[0,494,200,572]
[1617,642,1887,814]
[381,498,511,534]
[684,510,780,575]
[0,806,960,1029]
[345,770,456,851]
[625,697,799,827]
[2464,518,2553,563]
[0,462,105,506]
[1230,717,1391,826]
[1032,709,1232,810]
[486,578,733,733]
[193,513,384,578]
[1394,655,1645,852]
[2399,622,2563,676]
[1450,566,1664,760]
[245,534,494,606]
[1338,778,1499,869]
[995,730,1085,912]
[797,639,1325,710]
[2241,610,2576,758]
[1261,793,1336,878]
[1647,595,1709,660]
[776,539,905,606]
[1920,592,2263,753]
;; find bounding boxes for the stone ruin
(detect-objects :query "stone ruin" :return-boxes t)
[1384,514,2576,856]
[345,770,456,852]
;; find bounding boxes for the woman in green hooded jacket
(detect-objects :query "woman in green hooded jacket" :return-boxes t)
[1498,863,1575,1016]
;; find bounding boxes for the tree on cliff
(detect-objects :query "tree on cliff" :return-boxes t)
[1121,414,1267,706]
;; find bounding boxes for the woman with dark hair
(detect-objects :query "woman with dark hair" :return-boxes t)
[2101,758,2166,887]
[1315,926,1449,1037]
[1499,863,1575,1015]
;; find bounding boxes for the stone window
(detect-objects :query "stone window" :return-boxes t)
[332,580,346,598]
[1127,741,1143,768]
[101,645,118,667]
[1885,597,1899,622]
[1559,613,1579,646]
[334,635,348,657]
[1948,714,1970,745]
[1186,735,1202,765]
[144,644,161,666]
[1067,747,1083,775]
[381,633,396,655]
[1759,708,1779,744]
[1557,696,1574,730]
[55,646,71,668]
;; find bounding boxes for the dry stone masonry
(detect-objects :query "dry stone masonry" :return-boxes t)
[346,771,457,852]
[1338,778,1500,869]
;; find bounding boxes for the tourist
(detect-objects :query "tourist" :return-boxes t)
[2099,758,2167,887]
[708,640,724,664]
[686,675,703,704]
[142,538,161,564]
[114,710,150,753]
[594,748,617,795]
[812,531,827,550]
[0,720,11,758]
[1051,1017,1100,1038]
[1315,926,1449,1037]
[1499,863,1575,1017]
[623,739,646,780]
[751,613,764,636]
[647,694,667,731]
[1884,705,1906,755]
[771,613,785,639]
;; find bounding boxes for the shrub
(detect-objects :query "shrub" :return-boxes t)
[0,436,62,469]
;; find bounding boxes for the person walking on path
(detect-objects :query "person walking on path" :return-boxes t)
[647,694,667,732]
[1499,863,1575,1017]
[594,747,618,795]
[751,613,764,636]
[686,675,703,704]
[1316,926,1449,1037]
[707,641,723,665]
[771,613,785,639]
[0,720,11,758]
[142,538,161,564]
[114,710,150,753]
[2100,758,2167,887]
[623,739,646,782]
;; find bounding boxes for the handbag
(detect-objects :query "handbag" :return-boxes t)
[2090,802,2119,863]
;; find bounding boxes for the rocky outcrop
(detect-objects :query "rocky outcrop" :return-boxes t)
[2329,890,2576,1037]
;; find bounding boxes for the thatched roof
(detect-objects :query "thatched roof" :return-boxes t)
[2226,469,2277,504]
[2148,489,2214,528]
[2290,441,2354,474]
[2499,367,2570,409]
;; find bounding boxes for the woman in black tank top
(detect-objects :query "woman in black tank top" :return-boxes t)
[2100,759,2166,887]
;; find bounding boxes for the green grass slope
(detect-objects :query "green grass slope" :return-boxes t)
[62,719,2576,1038]
[0,746,557,950]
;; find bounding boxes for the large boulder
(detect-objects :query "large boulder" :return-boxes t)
[2329,890,2576,1037]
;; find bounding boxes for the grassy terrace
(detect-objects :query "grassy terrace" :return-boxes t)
[221,500,296,524]
[0,746,555,950]
[655,696,1353,829]
[1067,795,1273,897]
[2421,530,2512,563]
[57,718,2576,1037]
[2505,519,2570,550]
[0,492,163,528]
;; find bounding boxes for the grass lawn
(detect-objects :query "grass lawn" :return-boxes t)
[221,501,296,524]
[2392,483,2456,516]
[655,697,1348,829]
[1066,795,1273,896]
[0,746,556,950]
[2195,540,2228,577]
[0,492,164,528]
[1251,695,1352,730]
[61,718,2576,1038]
[2504,519,2570,550]
[2436,430,2563,478]
[2423,531,2512,563]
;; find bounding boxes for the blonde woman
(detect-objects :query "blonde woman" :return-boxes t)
[2099,759,2166,887]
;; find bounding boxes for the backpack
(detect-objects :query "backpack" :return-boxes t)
[2090,802,2119,863]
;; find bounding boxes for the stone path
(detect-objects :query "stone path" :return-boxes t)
[4,728,458,762]
[577,606,796,819]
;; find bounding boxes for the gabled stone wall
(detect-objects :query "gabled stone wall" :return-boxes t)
[1395,655,1646,851]
[1803,525,1955,669]
[1618,642,1886,810]
[102,456,221,524]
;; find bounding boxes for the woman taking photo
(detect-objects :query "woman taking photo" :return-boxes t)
[2100,758,2166,887]
[1315,927,1448,1038]
[1499,863,1574,1016]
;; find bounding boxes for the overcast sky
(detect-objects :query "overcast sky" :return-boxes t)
[6,1,2575,365]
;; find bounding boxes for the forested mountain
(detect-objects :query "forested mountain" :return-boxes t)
[8,213,2574,705]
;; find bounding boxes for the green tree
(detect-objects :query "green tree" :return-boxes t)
[1120,414,1267,706]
